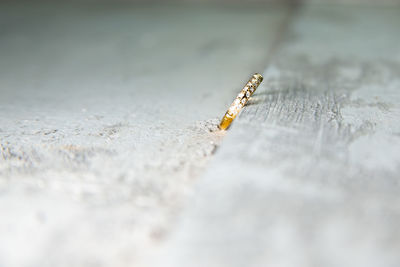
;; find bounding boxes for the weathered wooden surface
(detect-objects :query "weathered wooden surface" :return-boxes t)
[159,5,400,267]
[0,2,287,267]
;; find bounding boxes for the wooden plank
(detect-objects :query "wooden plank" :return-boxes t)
[159,4,400,267]
[0,2,288,267]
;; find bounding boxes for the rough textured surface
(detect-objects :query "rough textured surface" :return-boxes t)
[0,2,286,267]
[159,5,400,267]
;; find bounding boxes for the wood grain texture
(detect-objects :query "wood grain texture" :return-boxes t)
[159,5,400,267]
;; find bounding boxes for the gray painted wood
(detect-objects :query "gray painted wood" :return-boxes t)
[159,4,400,267]
[0,2,287,267]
